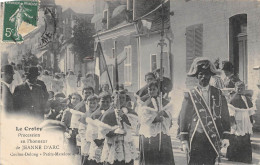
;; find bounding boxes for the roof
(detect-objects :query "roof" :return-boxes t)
[134,0,161,20]
[40,0,55,7]
[62,8,76,15]
[136,0,170,34]
[62,8,93,22]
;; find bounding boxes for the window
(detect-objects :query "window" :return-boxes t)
[124,46,132,85]
[185,24,203,87]
[229,14,247,85]
[150,54,157,71]
[150,53,170,78]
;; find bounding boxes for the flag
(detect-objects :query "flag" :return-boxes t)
[94,42,113,92]
[95,42,107,75]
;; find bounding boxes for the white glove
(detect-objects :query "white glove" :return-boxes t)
[221,139,229,148]
[182,140,189,153]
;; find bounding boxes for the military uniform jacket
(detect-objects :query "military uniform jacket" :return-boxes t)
[179,86,230,142]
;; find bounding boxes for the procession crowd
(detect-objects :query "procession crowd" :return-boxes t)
[0,57,257,165]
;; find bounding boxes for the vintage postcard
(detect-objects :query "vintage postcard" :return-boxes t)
[1,0,260,165]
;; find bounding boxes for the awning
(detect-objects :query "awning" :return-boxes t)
[112,5,126,18]
[91,13,103,23]
[36,50,48,58]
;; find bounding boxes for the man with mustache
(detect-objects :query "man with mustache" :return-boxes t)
[179,57,231,165]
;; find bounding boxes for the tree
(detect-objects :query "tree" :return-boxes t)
[71,17,95,62]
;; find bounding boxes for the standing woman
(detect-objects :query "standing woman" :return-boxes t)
[138,81,175,165]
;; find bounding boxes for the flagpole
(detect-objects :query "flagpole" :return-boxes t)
[96,32,114,92]
[98,42,114,93]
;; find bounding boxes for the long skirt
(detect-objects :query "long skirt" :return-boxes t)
[139,133,175,165]
[226,134,252,163]
[189,132,217,165]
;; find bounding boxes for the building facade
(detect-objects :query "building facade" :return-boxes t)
[170,0,260,95]
[92,0,172,92]
[58,8,93,75]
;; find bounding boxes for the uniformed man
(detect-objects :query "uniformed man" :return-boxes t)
[179,57,230,165]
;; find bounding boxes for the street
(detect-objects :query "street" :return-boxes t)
[133,120,260,165]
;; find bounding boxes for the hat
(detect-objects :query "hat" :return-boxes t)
[187,57,218,77]
[1,65,14,75]
[26,66,40,78]
[222,61,234,72]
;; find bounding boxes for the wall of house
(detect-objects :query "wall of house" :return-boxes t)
[139,33,171,88]
[98,32,138,92]
[170,0,260,97]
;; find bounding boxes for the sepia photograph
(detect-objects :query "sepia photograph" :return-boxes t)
[1,0,260,164]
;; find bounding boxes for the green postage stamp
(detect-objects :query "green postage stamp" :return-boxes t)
[2,1,38,42]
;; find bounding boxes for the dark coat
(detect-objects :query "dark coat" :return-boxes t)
[179,86,230,141]
[37,79,49,102]
[0,82,14,113]
[13,82,45,119]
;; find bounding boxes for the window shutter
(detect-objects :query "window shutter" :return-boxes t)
[186,24,203,72]
[186,24,203,87]
[124,46,132,85]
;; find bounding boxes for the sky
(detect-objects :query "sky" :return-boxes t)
[55,0,94,14]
